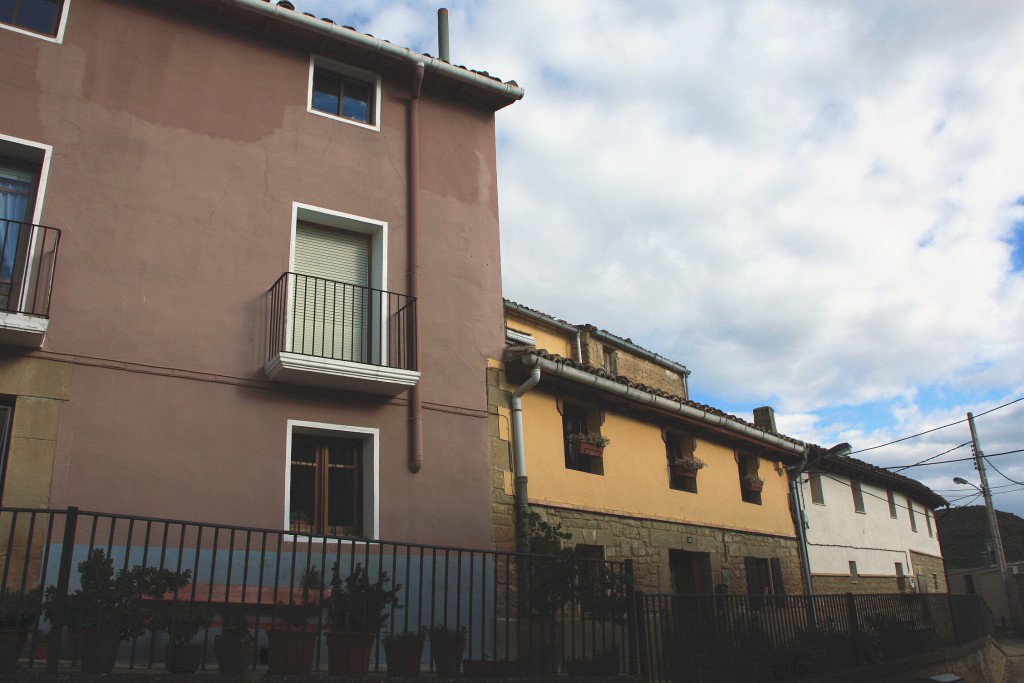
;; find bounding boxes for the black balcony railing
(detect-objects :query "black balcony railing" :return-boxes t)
[267,272,416,371]
[0,220,61,317]
[0,507,634,675]
[638,590,995,682]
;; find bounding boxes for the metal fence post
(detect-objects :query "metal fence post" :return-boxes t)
[46,506,78,673]
[845,592,861,665]
[624,559,639,676]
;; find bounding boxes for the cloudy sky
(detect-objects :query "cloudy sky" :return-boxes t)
[299,0,1024,516]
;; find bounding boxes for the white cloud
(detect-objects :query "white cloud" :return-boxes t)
[299,0,1024,513]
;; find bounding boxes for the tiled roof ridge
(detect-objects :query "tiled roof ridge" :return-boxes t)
[503,299,688,372]
[265,0,511,85]
[520,347,807,449]
[817,452,946,507]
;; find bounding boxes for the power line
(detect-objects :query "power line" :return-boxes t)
[984,456,1024,487]
[847,395,1024,456]
[892,441,971,473]
[881,448,1024,470]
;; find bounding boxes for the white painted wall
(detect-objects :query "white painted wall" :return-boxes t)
[800,470,943,582]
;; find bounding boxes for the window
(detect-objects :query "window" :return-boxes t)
[562,402,603,475]
[925,508,933,537]
[666,431,697,493]
[0,399,14,505]
[286,421,378,539]
[601,346,617,375]
[738,452,761,505]
[808,472,824,504]
[887,489,898,518]
[908,498,917,532]
[0,155,40,312]
[1,0,67,39]
[308,57,381,130]
[895,562,906,592]
[849,561,858,582]
[744,557,784,608]
[851,481,865,513]
[670,550,713,595]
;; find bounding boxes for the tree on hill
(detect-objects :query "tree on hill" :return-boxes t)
[936,505,1024,571]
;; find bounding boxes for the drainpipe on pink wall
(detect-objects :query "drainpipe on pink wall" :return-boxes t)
[408,62,425,473]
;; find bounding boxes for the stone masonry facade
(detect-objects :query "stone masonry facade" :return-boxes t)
[910,551,949,593]
[487,360,801,595]
[578,330,687,398]
[812,551,948,595]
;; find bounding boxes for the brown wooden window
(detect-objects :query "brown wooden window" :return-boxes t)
[887,489,898,518]
[667,432,698,493]
[562,402,603,475]
[670,550,712,595]
[601,346,617,375]
[744,557,784,608]
[312,66,374,124]
[738,452,762,505]
[925,508,933,537]
[908,498,917,532]
[1,0,65,36]
[290,434,363,536]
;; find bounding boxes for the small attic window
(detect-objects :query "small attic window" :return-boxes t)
[308,57,381,131]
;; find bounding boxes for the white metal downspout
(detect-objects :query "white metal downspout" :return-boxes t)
[788,451,815,598]
[512,367,541,551]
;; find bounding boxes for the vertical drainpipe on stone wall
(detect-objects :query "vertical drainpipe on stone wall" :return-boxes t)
[512,368,541,551]
[408,62,425,473]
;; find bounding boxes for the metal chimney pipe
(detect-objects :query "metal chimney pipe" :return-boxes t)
[437,8,450,62]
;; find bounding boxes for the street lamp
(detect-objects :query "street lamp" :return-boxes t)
[953,475,1018,625]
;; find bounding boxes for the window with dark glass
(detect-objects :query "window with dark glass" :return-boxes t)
[667,431,697,493]
[0,156,40,313]
[562,402,602,475]
[312,67,373,124]
[1,0,65,36]
[738,452,761,505]
[887,489,898,518]
[289,434,363,536]
[0,399,15,505]
[908,498,917,531]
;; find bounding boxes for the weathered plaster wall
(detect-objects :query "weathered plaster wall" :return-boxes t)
[0,0,505,548]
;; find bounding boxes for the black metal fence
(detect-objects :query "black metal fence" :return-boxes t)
[267,272,416,371]
[0,506,632,674]
[638,590,995,682]
[0,220,61,317]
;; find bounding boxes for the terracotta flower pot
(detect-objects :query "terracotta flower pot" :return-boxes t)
[165,642,202,674]
[80,626,120,673]
[325,630,376,676]
[517,615,562,675]
[573,442,605,458]
[215,630,253,674]
[744,480,764,493]
[267,625,319,675]
[384,637,424,677]
[431,638,465,676]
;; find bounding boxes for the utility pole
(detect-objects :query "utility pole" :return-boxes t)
[968,411,1021,626]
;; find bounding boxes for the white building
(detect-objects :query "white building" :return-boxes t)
[798,453,947,594]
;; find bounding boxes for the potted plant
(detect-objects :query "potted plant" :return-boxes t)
[568,432,611,458]
[428,624,466,676]
[43,549,191,673]
[567,645,619,676]
[267,566,323,675]
[741,473,764,493]
[0,587,39,673]
[215,605,253,674]
[518,512,580,675]
[383,628,425,677]
[324,562,401,676]
[671,455,706,478]
[154,600,210,674]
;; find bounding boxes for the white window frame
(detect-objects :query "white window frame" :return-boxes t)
[288,202,388,363]
[0,0,71,44]
[283,420,380,542]
[307,55,382,132]
[0,133,53,313]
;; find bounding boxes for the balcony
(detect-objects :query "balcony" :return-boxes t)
[0,220,60,347]
[265,272,419,395]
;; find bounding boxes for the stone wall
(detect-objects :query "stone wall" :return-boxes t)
[533,504,803,596]
[910,551,948,593]
[813,574,901,595]
[579,333,687,398]
[487,359,517,553]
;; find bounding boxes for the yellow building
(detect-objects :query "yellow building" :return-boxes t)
[489,301,811,596]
